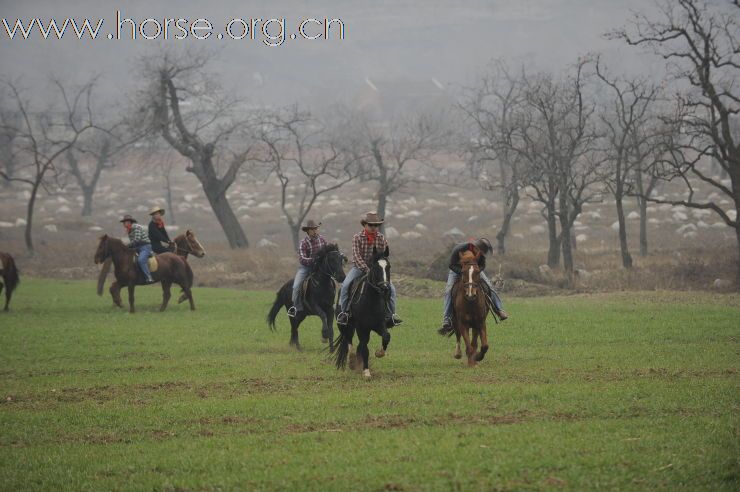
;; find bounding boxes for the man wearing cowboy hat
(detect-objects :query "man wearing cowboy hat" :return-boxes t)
[441,237,508,331]
[287,219,327,318]
[120,214,154,283]
[148,206,174,255]
[337,212,402,327]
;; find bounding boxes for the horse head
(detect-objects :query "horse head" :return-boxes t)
[94,234,110,264]
[369,245,391,292]
[459,250,481,301]
[314,243,346,283]
[182,229,206,258]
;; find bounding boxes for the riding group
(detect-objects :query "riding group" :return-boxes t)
[1,209,509,376]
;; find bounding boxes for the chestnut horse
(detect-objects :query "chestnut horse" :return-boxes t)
[0,252,20,311]
[94,235,194,313]
[98,230,204,307]
[438,250,489,366]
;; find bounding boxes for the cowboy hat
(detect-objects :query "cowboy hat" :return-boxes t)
[301,219,322,232]
[149,206,165,216]
[119,214,137,223]
[360,211,384,226]
[473,237,493,254]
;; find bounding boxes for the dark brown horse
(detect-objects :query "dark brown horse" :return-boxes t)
[94,235,194,313]
[439,250,489,366]
[98,230,204,307]
[0,252,20,311]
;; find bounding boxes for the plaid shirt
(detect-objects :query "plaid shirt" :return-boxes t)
[298,234,327,266]
[351,229,388,272]
[127,223,151,247]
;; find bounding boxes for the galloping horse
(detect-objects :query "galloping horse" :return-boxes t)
[98,230,204,307]
[331,246,393,378]
[0,252,20,311]
[267,243,346,350]
[439,250,489,366]
[94,235,194,313]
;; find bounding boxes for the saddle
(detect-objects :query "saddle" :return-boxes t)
[133,253,159,273]
[348,273,369,306]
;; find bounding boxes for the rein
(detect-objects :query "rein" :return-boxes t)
[311,250,343,284]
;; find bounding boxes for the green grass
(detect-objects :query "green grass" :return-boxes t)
[0,279,738,491]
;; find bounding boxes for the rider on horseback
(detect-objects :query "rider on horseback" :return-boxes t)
[148,206,174,254]
[287,219,326,318]
[337,212,402,327]
[441,238,508,330]
[120,214,154,284]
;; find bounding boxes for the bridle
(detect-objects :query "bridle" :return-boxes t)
[461,261,481,299]
[312,250,344,284]
[173,234,204,257]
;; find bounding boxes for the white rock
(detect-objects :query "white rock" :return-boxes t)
[257,238,277,248]
[467,215,479,222]
[713,278,731,289]
[576,234,587,242]
[406,210,422,217]
[538,264,551,276]
[676,223,697,234]
[627,211,640,220]
[57,205,71,213]
[697,220,710,228]
[89,226,103,232]
[611,221,620,231]
[257,202,273,209]
[15,218,26,227]
[672,212,688,221]
[44,224,57,232]
[444,227,464,237]
[711,221,725,228]
[648,218,660,225]
[401,231,422,239]
[0,221,14,228]
[529,224,546,234]
[384,226,400,239]
[415,223,428,231]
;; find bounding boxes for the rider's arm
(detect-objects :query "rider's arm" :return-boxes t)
[352,235,369,272]
[448,244,463,274]
[298,238,312,266]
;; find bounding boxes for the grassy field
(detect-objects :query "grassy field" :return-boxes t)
[0,279,738,491]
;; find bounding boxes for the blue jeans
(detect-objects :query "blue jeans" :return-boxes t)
[339,266,396,316]
[443,269,502,320]
[291,265,312,311]
[137,244,153,279]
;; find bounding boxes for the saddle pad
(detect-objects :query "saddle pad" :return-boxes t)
[148,257,159,272]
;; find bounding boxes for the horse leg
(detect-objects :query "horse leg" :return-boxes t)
[475,321,489,362]
[0,281,7,312]
[453,332,462,359]
[471,331,479,359]
[319,308,332,344]
[325,305,335,351]
[160,281,172,312]
[375,327,390,358]
[289,314,303,351]
[457,322,475,367]
[127,285,136,314]
[110,281,122,308]
[357,328,371,378]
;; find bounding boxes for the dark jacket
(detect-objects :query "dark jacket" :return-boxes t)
[448,242,486,274]
[148,221,172,254]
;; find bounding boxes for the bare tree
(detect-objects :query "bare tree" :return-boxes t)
[612,0,740,286]
[140,51,255,248]
[0,79,96,253]
[461,60,528,255]
[513,61,604,274]
[594,57,662,267]
[255,106,359,249]
[65,122,140,216]
[0,106,20,188]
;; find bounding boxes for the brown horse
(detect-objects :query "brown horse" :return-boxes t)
[0,252,20,311]
[439,250,489,366]
[98,230,204,307]
[94,235,195,313]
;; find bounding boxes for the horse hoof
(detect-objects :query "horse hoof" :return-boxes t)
[363,369,371,379]
[322,337,330,344]
[375,349,385,358]
[454,352,462,359]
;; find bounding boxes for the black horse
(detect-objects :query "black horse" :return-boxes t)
[267,243,346,350]
[331,246,393,378]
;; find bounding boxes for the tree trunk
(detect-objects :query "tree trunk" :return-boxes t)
[496,189,519,255]
[81,185,94,217]
[615,195,633,268]
[735,225,740,290]
[165,175,176,225]
[546,205,560,268]
[376,187,388,234]
[291,226,301,252]
[25,181,40,253]
[202,183,248,249]
[638,196,648,257]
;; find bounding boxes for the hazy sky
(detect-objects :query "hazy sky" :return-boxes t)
[0,0,659,106]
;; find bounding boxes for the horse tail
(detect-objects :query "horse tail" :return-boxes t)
[331,321,355,370]
[3,254,20,294]
[266,281,291,331]
[96,257,112,296]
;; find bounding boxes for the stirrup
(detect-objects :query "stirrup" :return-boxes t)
[442,317,452,329]
[287,306,297,318]
[337,312,349,325]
